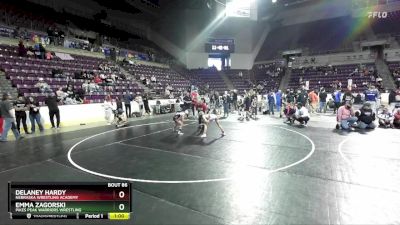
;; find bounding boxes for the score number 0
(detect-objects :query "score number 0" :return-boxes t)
[118,191,126,211]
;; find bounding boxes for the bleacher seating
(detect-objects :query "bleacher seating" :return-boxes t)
[122,63,190,94]
[188,68,229,94]
[223,69,252,93]
[253,63,284,92]
[387,61,400,86]
[0,44,143,104]
[288,63,376,92]
[388,61,400,73]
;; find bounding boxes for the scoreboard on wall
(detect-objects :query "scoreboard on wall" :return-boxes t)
[205,38,235,54]
[8,182,131,220]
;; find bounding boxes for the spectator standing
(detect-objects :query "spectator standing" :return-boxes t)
[308,89,319,114]
[266,92,275,115]
[14,95,30,134]
[333,89,342,114]
[27,96,44,133]
[297,89,308,107]
[364,85,379,113]
[142,93,151,115]
[222,95,229,117]
[342,87,354,104]
[135,93,144,116]
[232,90,238,111]
[318,88,328,113]
[0,93,23,142]
[103,95,113,125]
[123,93,133,118]
[285,89,296,104]
[275,90,282,117]
[45,93,61,129]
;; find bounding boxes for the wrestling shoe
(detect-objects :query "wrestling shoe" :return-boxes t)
[335,124,340,129]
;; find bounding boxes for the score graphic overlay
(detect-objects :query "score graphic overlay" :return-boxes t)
[8,182,131,220]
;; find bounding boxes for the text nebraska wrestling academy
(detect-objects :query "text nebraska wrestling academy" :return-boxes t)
[14,190,78,200]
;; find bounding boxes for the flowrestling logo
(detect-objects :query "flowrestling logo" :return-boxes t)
[368,11,388,18]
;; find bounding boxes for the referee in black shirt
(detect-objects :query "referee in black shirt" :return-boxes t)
[45,92,60,129]
[182,92,192,113]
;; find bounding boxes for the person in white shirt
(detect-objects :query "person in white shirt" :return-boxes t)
[293,103,310,126]
[103,95,114,125]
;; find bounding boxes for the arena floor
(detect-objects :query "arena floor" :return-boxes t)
[1,113,400,225]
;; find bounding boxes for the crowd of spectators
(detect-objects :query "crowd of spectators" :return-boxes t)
[294,63,383,92]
